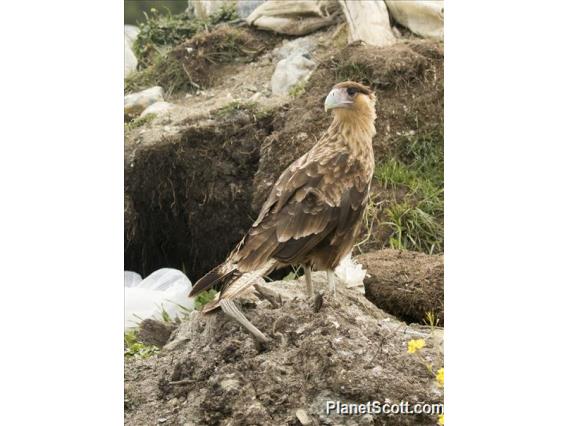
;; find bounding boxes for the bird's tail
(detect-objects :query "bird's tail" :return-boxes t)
[188,262,238,298]
[190,260,278,313]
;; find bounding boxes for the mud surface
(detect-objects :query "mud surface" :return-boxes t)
[125,109,272,278]
[125,274,443,425]
[358,249,444,325]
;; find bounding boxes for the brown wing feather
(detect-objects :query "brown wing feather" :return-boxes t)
[231,146,370,272]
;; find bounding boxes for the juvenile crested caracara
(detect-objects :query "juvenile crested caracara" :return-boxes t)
[189,81,376,341]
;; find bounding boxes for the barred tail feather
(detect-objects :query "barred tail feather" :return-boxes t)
[201,260,278,313]
[188,262,237,297]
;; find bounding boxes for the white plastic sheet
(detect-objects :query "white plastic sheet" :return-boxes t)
[334,253,367,287]
[124,268,194,329]
[338,0,396,47]
[124,25,140,76]
[271,53,316,95]
[385,0,444,40]
[246,0,339,36]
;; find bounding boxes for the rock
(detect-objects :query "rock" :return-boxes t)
[272,36,317,61]
[140,101,175,118]
[357,249,444,325]
[124,86,164,118]
[271,53,316,95]
[270,35,319,96]
[124,25,139,76]
[296,409,312,425]
[137,318,176,348]
[126,272,443,425]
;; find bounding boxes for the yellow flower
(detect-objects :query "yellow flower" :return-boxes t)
[407,338,426,354]
[436,367,444,387]
[438,414,444,425]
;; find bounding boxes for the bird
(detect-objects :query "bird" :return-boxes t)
[188,81,377,342]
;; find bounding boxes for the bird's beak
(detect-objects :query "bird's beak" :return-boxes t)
[324,88,353,112]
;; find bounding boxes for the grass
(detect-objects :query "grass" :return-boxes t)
[125,52,191,95]
[358,126,444,254]
[333,62,375,86]
[124,329,160,359]
[288,80,307,98]
[194,289,217,310]
[215,100,272,122]
[126,25,265,96]
[126,5,244,95]
[133,6,238,69]
[125,113,157,130]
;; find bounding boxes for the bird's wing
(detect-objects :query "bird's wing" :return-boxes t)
[230,148,369,272]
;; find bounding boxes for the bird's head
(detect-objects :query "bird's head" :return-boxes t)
[324,81,376,116]
[324,81,376,137]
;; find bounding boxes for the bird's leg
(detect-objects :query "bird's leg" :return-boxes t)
[303,264,314,298]
[327,270,337,297]
[219,299,270,343]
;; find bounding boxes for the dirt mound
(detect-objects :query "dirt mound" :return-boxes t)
[124,106,273,279]
[173,26,277,89]
[126,26,280,95]
[252,40,444,252]
[357,249,444,325]
[125,274,443,425]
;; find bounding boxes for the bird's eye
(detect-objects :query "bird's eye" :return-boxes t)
[346,87,357,96]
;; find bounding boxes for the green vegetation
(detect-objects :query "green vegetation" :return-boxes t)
[126,14,264,96]
[215,100,271,121]
[124,6,244,96]
[288,80,307,98]
[133,6,239,69]
[125,51,191,95]
[333,62,375,86]
[359,126,444,254]
[124,329,160,359]
[194,289,217,310]
[125,113,157,130]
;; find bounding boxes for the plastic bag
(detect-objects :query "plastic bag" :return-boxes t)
[246,0,339,36]
[124,268,194,329]
[271,53,316,95]
[385,0,444,40]
[334,253,366,287]
[338,0,396,47]
[124,25,140,76]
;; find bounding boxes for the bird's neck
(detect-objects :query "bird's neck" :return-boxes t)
[330,108,376,156]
